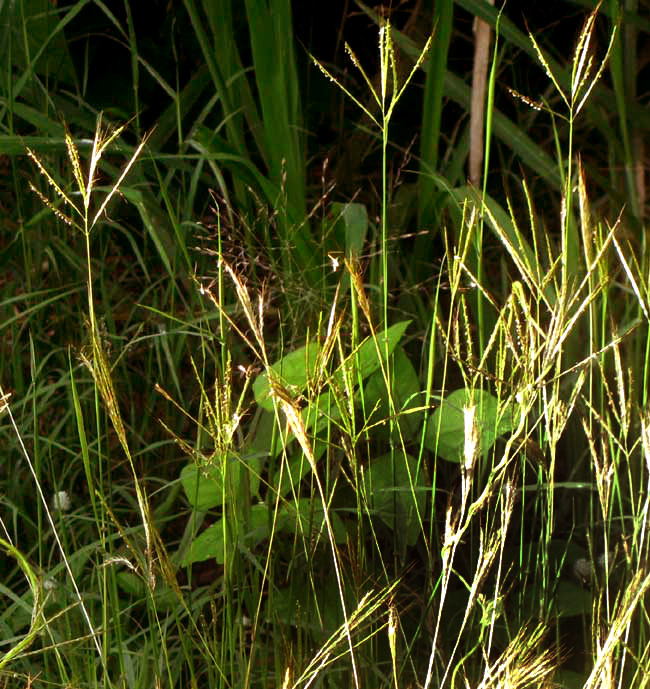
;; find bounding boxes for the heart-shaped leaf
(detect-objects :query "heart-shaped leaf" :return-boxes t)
[253,341,322,411]
[423,388,518,463]
[362,452,426,547]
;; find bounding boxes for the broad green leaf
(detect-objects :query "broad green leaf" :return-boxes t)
[271,452,312,498]
[180,461,230,511]
[297,321,411,441]
[281,498,347,544]
[253,340,322,411]
[180,519,226,565]
[362,452,426,547]
[248,408,276,453]
[356,320,411,380]
[257,388,339,460]
[255,322,410,456]
[255,321,410,415]
[330,201,368,258]
[555,670,590,689]
[180,497,345,566]
[551,580,593,619]
[335,320,411,388]
[301,388,343,440]
[180,502,269,565]
[423,388,517,463]
[271,570,344,635]
[244,501,276,543]
[363,346,422,437]
[180,453,261,511]
[115,571,177,610]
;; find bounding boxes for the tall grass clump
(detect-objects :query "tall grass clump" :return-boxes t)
[2,3,650,689]
[413,6,650,687]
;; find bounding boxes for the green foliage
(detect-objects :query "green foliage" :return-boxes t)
[364,345,421,437]
[329,201,369,260]
[252,341,322,413]
[179,453,261,512]
[361,452,426,548]
[252,319,410,423]
[423,388,518,463]
[180,320,413,567]
[3,2,650,689]
[184,0,318,285]
[180,499,347,567]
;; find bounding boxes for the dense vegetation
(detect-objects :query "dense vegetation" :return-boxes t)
[2,1,650,688]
